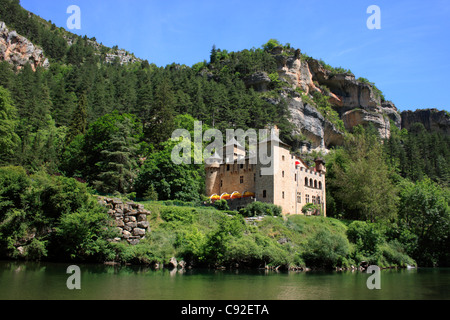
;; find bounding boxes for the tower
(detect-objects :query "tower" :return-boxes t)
[205,152,222,197]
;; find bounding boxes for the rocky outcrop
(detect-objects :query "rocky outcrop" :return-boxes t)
[401,109,450,135]
[98,197,151,245]
[288,95,345,151]
[244,71,271,91]
[269,47,402,141]
[104,49,141,65]
[308,59,380,112]
[0,21,49,71]
[272,49,318,95]
[342,109,391,138]
[382,101,402,129]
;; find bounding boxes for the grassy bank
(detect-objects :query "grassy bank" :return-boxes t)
[111,201,415,270]
[0,167,415,270]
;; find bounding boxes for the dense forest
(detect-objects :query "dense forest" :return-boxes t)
[0,0,448,268]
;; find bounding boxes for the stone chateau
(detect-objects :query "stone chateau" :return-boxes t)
[205,129,326,216]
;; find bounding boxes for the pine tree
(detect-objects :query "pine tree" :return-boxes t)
[146,77,175,146]
[0,86,20,163]
[210,45,218,64]
[89,74,108,121]
[135,70,153,120]
[0,61,14,89]
[94,117,139,194]
[66,93,87,144]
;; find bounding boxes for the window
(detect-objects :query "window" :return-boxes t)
[297,192,302,203]
[310,179,313,187]
[317,197,321,205]
[312,196,316,204]
[282,171,285,178]
[319,181,322,190]
[240,164,244,169]
[314,180,318,189]
[295,174,297,182]
[305,178,308,186]
[240,176,244,184]
[305,194,310,203]
[227,165,230,171]
[263,190,267,198]
[220,180,223,187]
[282,192,285,199]
[282,155,285,161]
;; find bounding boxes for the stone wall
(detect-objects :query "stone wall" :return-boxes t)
[98,197,151,245]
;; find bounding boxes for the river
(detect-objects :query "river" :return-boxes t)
[0,261,448,300]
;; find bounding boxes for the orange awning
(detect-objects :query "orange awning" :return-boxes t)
[220,193,231,200]
[231,192,242,199]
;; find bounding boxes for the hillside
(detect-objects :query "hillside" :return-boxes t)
[0,0,448,150]
[0,0,449,268]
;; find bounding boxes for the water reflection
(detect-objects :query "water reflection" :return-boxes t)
[0,261,449,300]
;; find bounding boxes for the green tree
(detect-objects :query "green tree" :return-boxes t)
[398,179,450,266]
[302,229,350,269]
[135,140,204,202]
[93,116,139,194]
[262,39,282,52]
[146,78,175,146]
[66,93,87,144]
[55,208,117,262]
[80,112,142,193]
[328,126,398,222]
[0,86,20,162]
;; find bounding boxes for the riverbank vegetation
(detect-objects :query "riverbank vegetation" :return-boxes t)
[0,0,448,269]
[0,170,417,270]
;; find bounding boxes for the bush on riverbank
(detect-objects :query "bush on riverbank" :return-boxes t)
[110,201,416,270]
[0,168,417,269]
[0,167,117,262]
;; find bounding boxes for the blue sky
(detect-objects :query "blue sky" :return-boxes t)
[20,0,450,112]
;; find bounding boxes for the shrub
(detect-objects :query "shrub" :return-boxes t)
[175,227,207,263]
[30,172,92,223]
[213,199,229,211]
[55,208,117,262]
[22,238,48,261]
[302,229,350,269]
[160,206,197,223]
[302,203,320,215]
[0,166,30,217]
[380,241,415,267]
[240,202,282,217]
[262,39,282,52]
[268,72,283,89]
[347,221,385,256]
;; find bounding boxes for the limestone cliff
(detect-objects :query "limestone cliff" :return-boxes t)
[401,109,450,135]
[255,46,406,151]
[0,21,49,71]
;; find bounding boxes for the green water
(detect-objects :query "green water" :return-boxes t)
[0,261,448,300]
